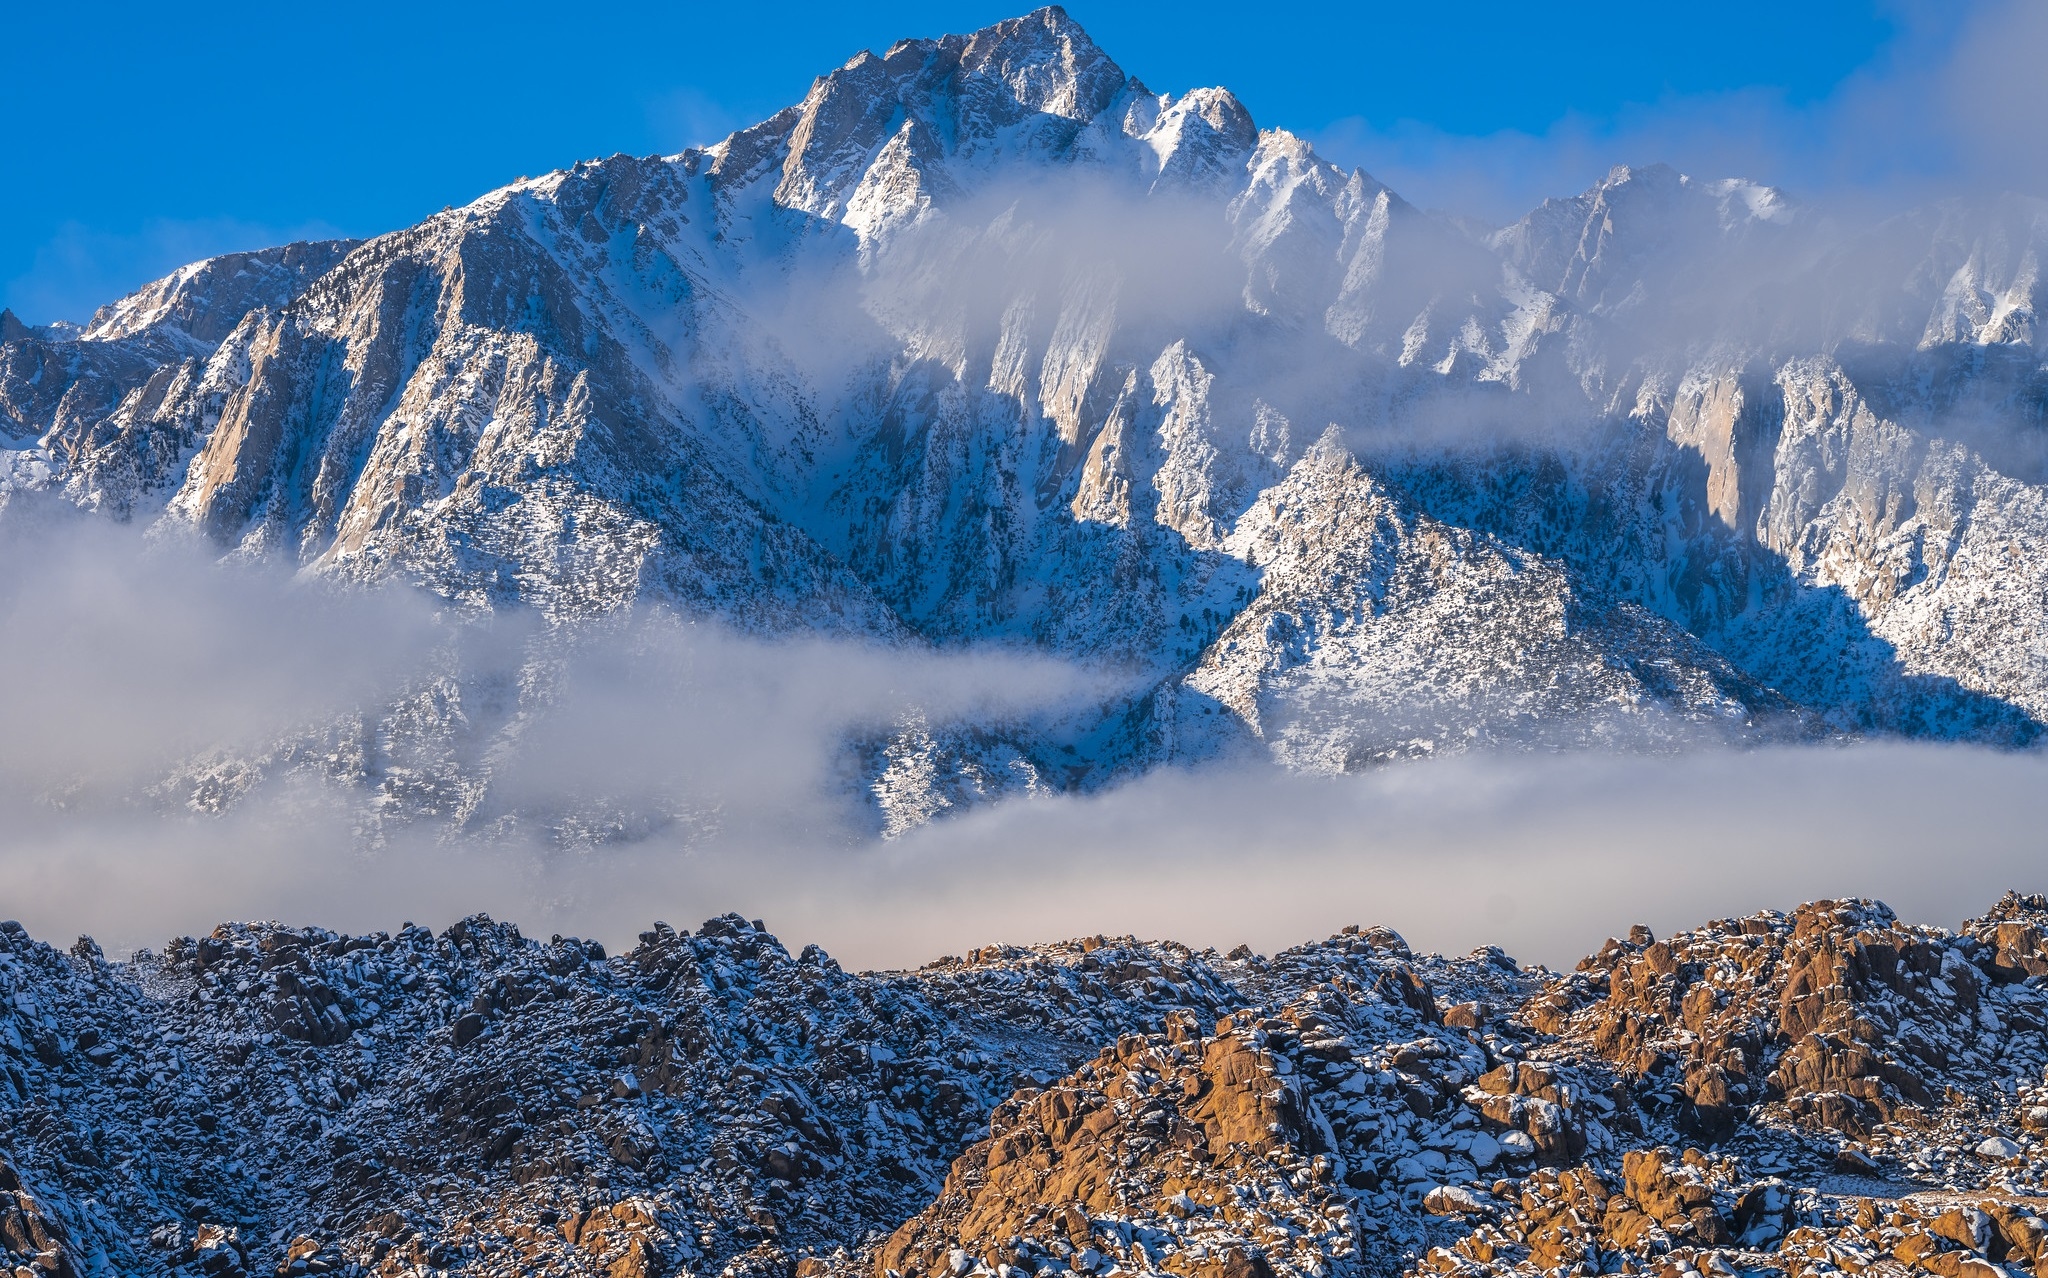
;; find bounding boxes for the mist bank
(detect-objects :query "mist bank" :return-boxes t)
[2,505,2042,971]
[5,739,2042,976]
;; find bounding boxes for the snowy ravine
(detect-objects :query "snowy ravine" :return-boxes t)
[2,893,2047,1278]
[3,6,2047,836]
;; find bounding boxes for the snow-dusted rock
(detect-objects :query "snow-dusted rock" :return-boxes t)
[9,890,2048,1277]
[1,5,2045,840]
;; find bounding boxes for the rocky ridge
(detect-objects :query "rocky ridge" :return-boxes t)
[2,892,2045,1278]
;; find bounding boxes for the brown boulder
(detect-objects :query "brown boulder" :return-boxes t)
[1441,1001,1485,1030]
[1620,1149,1714,1227]
[1928,1206,1992,1255]
[1202,1247,1274,1278]
[1967,893,2048,981]
[1985,1202,2048,1265]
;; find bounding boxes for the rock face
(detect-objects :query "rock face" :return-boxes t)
[873,1017,1361,1278]
[2,895,2045,1278]
[2,8,2046,836]
[0,1154,82,1278]
[0,241,357,510]
[1527,896,2048,1146]
[1970,893,2048,983]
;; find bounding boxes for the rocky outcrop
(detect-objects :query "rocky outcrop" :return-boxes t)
[0,1155,82,1278]
[0,241,352,443]
[1414,1153,2048,1278]
[874,1016,1357,1278]
[1527,898,2048,1141]
[1967,891,2048,982]
[1,895,2046,1277]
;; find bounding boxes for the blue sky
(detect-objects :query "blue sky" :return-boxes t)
[6,0,2041,324]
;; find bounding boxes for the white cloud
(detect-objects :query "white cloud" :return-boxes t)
[1310,0,2048,222]
[2,505,2037,972]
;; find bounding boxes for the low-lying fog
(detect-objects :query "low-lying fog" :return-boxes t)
[2,509,2040,973]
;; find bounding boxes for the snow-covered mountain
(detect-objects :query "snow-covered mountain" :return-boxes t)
[3,7,2046,834]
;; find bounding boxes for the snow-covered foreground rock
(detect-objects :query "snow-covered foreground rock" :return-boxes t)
[3,8,2046,838]
[1,893,2045,1278]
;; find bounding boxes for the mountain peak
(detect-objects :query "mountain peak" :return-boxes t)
[709,7,1136,223]
[1588,162,1792,219]
[1603,161,1680,186]
[76,239,358,352]
[951,5,1126,122]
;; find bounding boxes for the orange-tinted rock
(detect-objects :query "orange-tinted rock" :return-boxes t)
[873,1024,1350,1278]
[1524,896,2017,1138]
[1967,893,2048,982]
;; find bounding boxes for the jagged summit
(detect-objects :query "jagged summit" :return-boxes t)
[700,5,1285,242]
[77,239,360,355]
[1489,163,1801,317]
[895,5,1126,121]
